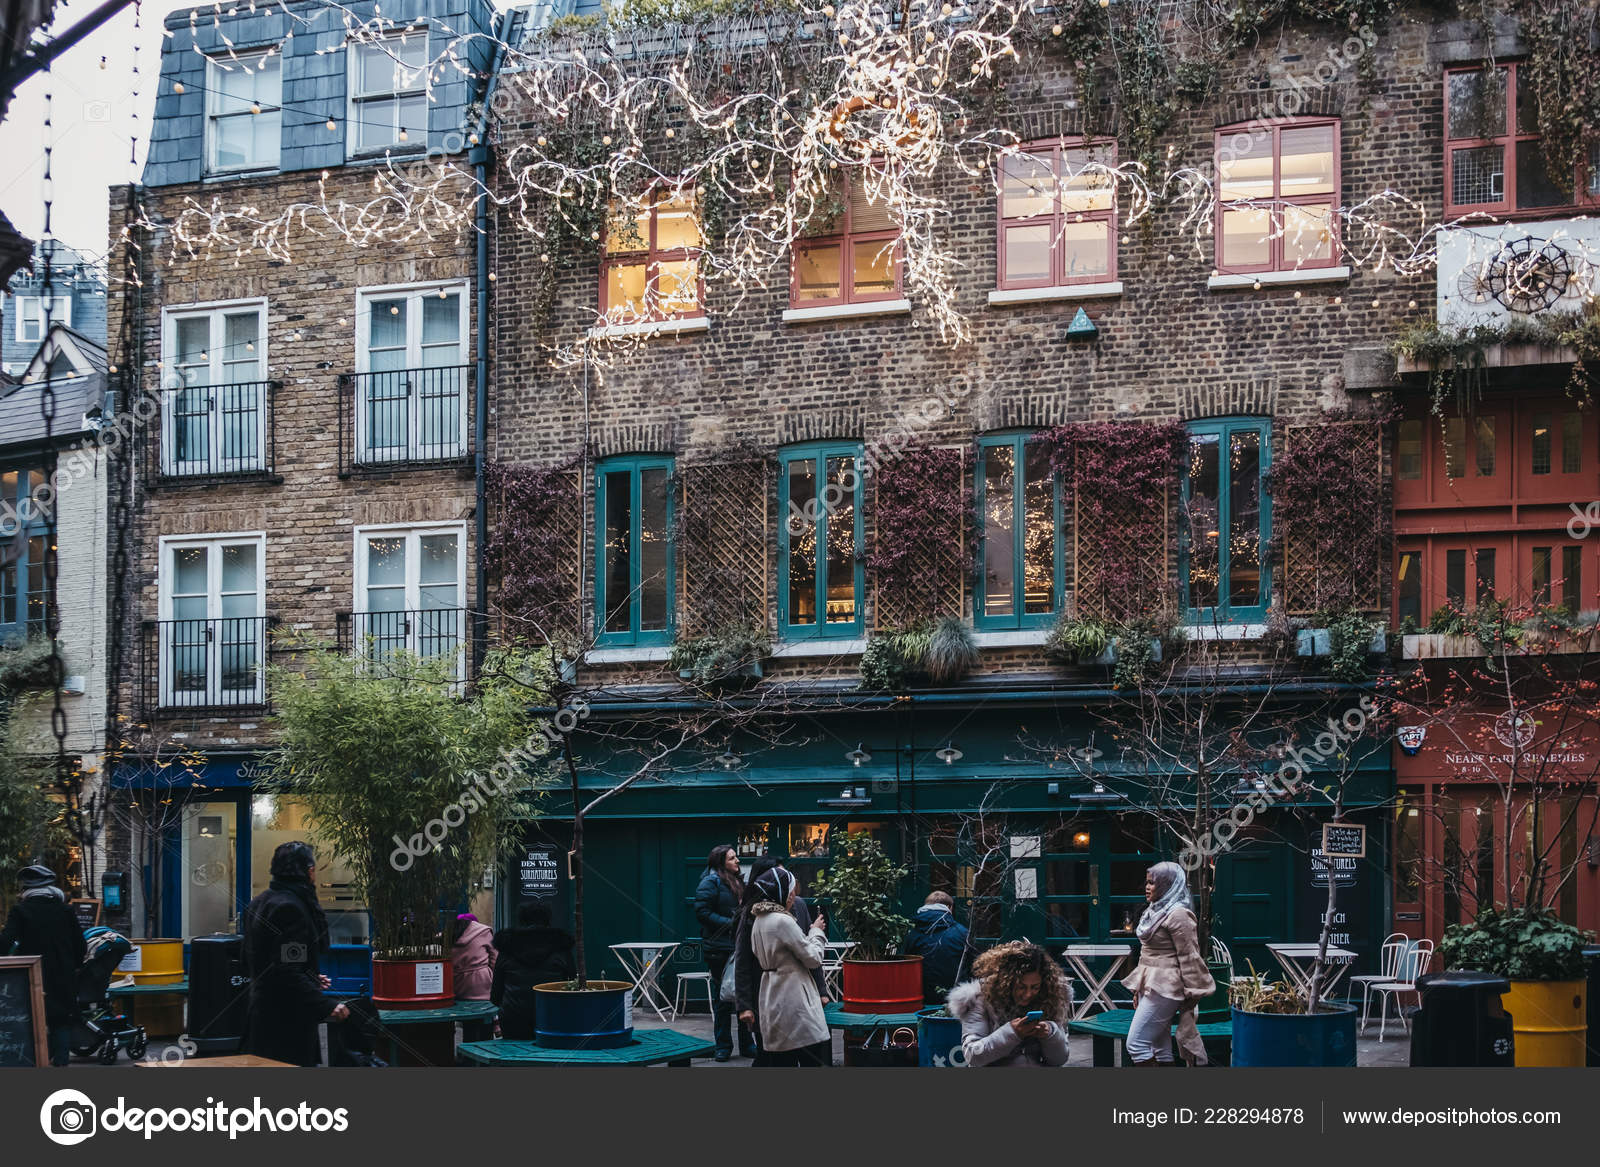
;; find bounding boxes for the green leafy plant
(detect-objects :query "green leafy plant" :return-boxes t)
[1439,907,1594,981]
[1468,598,1524,655]
[1427,603,1468,638]
[1045,614,1112,664]
[264,645,548,958]
[857,622,948,690]
[1324,608,1379,684]
[1229,965,1309,1015]
[670,620,771,687]
[924,616,978,684]
[812,831,912,961]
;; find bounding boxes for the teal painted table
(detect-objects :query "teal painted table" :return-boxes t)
[376,999,499,1067]
[456,1027,713,1067]
[824,1002,924,1067]
[109,980,189,996]
[1069,1008,1233,1067]
[823,1002,923,1030]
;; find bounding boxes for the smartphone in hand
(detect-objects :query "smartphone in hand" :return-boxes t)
[1024,1010,1044,1023]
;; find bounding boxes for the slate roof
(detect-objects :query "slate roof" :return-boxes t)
[0,371,106,452]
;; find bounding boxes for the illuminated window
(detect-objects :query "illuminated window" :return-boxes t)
[779,444,862,637]
[601,190,703,323]
[997,140,1116,289]
[1215,120,1339,273]
[792,172,900,308]
[1184,418,1270,621]
[595,456,674,646]
[976,434,1059,630]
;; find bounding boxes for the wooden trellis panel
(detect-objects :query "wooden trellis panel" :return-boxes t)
[679,458,769,637]
[871,456,966,630]
[490,467,582,644]
[1282,422,1383,616]
[1072,479,1171,624]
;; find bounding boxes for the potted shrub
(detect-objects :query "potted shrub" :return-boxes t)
[813,831,920,1014]
[267,645,545,1010]
[1045,615,1114,666]
[1439,907,1593,1066]
[924,615,978,684]
[1403,603,1483,660]
[1229,970,1358,1067]
[670,621,771,688]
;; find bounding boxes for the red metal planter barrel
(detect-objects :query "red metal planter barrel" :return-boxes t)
[371,956,455,1010]
[841,956,923,1014]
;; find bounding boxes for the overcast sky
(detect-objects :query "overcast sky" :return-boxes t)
[0,0,196,263]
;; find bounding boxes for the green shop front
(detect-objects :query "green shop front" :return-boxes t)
[511,692,1395,1002]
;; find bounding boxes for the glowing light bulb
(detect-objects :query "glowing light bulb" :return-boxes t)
[1051,23,1062,34]
[398,129,408,141]
[327,118,336,131]
[390,306,399,315]
[601,135,611,145]
[174,82,185,94]
[1408,299,1418,309]
[1293,290,1302,299]
[1252,280,1262,290]
[250,103,261,114]
[666,127,675,138]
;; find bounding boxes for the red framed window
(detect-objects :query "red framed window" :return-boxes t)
[791,172,901,308]
[1214,118,1340,274]
[1444,63,1600,217]
[601,189,703,323]
[997,139,1116,289]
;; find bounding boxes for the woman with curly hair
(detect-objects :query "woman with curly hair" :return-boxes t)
[946,941,1072,1067]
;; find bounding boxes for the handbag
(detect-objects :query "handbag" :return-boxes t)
[719,956,738,1003]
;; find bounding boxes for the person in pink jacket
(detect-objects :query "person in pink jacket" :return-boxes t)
[451,913,497,1000]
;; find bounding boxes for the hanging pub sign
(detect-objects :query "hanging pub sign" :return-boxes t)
[517,845,560,904]
[1397,726,1425,755]
[1322,822,1367,859]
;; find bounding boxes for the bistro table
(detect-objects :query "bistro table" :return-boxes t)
[820,941,856,999]
[1069,1008,1233,1067]
[1266,943,1357,999]
[608,942,681,1021]
[375,999,499,1067]
[1061,943,1135,1020]
[457,1028,713,1067]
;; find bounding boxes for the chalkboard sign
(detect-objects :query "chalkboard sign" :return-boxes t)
[0,956,49,1068]
[70,898,102,928]
[518,845,559,903]
[1322,822,1367,858]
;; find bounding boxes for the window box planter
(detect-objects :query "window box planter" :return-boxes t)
[558,658,578,685]
[677,660,763,686]
[1298,629,1387,657]
[1402,633,1484,660]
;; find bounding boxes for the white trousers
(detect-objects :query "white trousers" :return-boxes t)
[1126,990,1184,1063]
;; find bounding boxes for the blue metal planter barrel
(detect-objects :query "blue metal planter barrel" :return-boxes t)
[918,1008,965,1067]
[1231,1004,1357,1067]
[533,981,634,1050]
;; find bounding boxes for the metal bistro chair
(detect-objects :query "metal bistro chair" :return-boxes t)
[821,941,855,1000]
[673,970,716,1017]
[1370,938,1434,1042]
[1209,936,1234,972]
[1352,934,1409,1033]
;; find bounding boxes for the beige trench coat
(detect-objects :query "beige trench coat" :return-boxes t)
[1122,907,1217,1065]
[749,902,829,1052]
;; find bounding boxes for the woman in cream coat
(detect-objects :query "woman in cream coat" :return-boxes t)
[737,865,832,1066]
[1122,861,1216,1065]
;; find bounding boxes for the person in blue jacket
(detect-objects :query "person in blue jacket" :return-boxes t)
[901,891,974,1004]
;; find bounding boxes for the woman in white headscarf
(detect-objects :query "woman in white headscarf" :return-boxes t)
[734,861,832,1066]
[1121,861,1216,1065]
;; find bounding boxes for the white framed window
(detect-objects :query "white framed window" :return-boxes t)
[347,34,428,157]
[354,281,468,464]
[157,532,266,707]
[160,300,268,476]
[352,522,467,670]
[205,50,281,174]
[13,295,71,343]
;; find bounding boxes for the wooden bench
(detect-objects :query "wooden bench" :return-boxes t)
[456,1026,714,1067]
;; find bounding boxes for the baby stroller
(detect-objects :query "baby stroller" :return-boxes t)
[70,926,149,1064]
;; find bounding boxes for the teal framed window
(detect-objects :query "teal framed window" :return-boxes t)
[976,434,1061,630]
[779,443,863,638]
[1182,418,1271,623]
[0,469,50,644]
[594,455,674,646]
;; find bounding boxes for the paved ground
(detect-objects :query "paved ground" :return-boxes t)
[80,1002,1412,1068]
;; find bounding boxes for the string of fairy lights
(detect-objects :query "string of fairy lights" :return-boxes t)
[122,0,1599,367]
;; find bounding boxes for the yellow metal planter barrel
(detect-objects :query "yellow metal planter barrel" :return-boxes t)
[1505,979,1587,1067]
[127,939,187,1037]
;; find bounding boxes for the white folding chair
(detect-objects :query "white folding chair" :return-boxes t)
[1351,934,1407,1033]
[1371,938,1433,1042]
[1209,936,1234,971]
[674,970,715,1016]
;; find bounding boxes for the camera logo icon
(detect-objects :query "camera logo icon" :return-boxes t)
[82,100,112,123]
[40,1088,97,1146]
[280,940,308,963]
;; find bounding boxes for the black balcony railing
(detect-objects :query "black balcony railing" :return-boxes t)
[141,616,273,713]
[149,380,280,484]
[337,366,474,475]
[336,609,470,669]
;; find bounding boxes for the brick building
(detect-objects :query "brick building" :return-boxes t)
[105,0,498,940]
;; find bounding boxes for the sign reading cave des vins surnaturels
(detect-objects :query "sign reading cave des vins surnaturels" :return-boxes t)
[518,845,560,903]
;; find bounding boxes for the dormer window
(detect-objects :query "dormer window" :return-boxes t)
[205,50,281,174]
[348,35,428,157]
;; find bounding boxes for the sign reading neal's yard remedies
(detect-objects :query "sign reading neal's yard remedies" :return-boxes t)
[1322,822,1367,858]
[519,845,559,902]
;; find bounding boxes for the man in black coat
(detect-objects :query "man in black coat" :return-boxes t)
[901,891,974,1004]
[490,903,575,1040]
[0,864,86,1065]
[240,841,347,1066]
[694,847,754,1061]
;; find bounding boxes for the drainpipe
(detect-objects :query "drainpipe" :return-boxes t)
[471,21,509,673]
